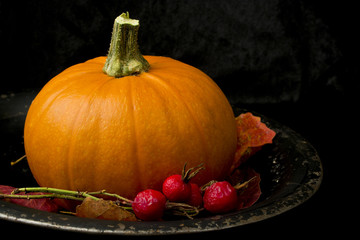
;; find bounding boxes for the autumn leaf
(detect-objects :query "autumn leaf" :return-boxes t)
[227,167,262,210]
[0,185,59,212]
[76,197,137,221]
[232,112,276,171]
[235,168,261,209]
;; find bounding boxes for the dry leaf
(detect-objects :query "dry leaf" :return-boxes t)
[232,112,276,170]
[76,197,136,221]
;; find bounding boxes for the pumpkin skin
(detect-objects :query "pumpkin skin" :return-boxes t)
[24,56,237,199]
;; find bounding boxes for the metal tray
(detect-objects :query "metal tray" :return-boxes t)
[0,89,322,235]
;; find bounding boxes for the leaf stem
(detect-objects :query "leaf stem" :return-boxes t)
[9,187,134,203]
[12,187,99,201]
[0,193,85,201]
[86,190,133,205]
[97,192,133,205]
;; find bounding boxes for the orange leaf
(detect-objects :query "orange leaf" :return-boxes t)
[76,197,136,221]
[232,112,276,171]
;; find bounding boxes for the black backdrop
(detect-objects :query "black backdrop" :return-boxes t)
[0,0,357,238]
[1,0,357,103]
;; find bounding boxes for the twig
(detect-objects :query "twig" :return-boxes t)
[90,190,133,205]
[10,155,26,166]
[165,201,202,219]
[12,187,99,201]
[0,193,84,201]
[233,176,257,190]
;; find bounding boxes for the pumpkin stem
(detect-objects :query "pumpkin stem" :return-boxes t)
[103,12,150,78]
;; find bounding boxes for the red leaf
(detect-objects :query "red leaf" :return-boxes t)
[227,167,261,209]
[232,112,276,171]
[235,168,261,209]
[0,185,59,212]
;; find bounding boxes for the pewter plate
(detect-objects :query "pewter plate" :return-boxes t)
[0,90,322,235]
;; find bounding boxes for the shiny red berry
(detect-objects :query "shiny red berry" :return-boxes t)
[203,181,238,213]
[162,163,205,203]
[186,183,203,207]
[162,174,191,202]
[132,189,167,221]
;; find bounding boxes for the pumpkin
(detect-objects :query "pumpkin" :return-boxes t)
[24,13,237,199]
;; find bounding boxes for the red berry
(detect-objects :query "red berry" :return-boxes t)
[186,183,203,207]
[203,181,238,213]
[132,189,167,221]
[162,174,191,202]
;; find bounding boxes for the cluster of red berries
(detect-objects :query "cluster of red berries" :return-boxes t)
[131,163,240,221]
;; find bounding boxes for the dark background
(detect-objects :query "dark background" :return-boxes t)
[0,0,357,238]
[1,0,358,103]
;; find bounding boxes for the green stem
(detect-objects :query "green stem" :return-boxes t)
[94,191,133,205]
[12,187,99,201]
[103,12,150,77]
[0,193,85,201]
[9,187,133,203]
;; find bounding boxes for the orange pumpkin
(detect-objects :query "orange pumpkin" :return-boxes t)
[24,13,237,199]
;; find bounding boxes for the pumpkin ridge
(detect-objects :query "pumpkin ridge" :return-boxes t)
[30,72,86,119]
[83,77,120,190]
[25,77,91,187]
[143,72,210,169]
[65,78,112,190]
[126,77,143,192]
[145,57,223,99]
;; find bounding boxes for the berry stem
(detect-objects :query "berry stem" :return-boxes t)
[200,180,218,192]
[233,176,257,190]
[165,201,202,219]
[181,162,205,183]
